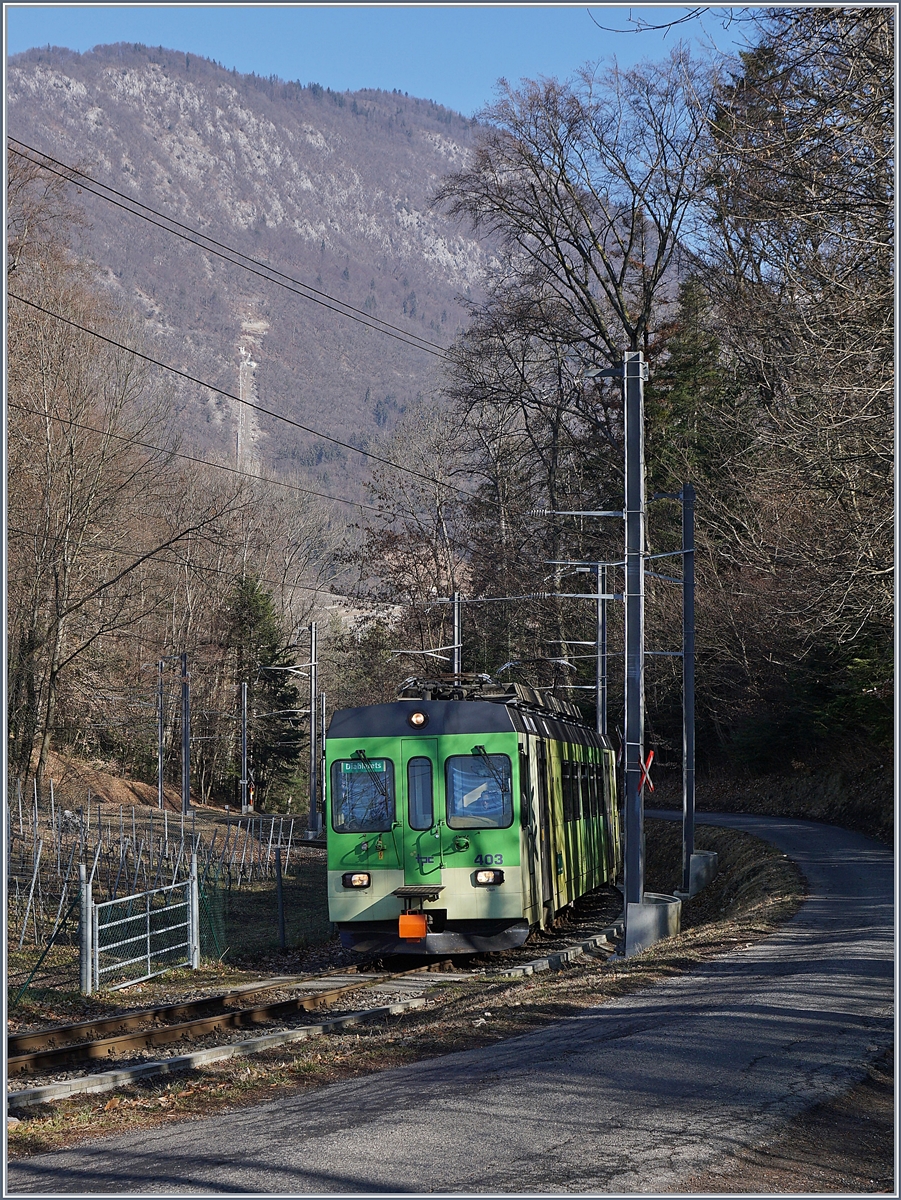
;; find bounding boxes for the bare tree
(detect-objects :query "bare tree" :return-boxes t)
[698,7,893,658]
[7,155,248,792]
[434,50,713,360]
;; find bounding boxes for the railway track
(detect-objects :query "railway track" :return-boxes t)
[7,964,454,1077]
[8,887,624,1109]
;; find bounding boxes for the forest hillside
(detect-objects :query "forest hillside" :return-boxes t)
[7,12,893,831]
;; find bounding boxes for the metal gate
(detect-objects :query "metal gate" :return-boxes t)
[83,858,199,993]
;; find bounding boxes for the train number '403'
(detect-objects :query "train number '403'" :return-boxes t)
[474,854,503,866]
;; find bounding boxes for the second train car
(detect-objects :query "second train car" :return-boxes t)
[325,675,622,954]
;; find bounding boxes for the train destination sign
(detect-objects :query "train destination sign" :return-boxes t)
[342,759,387,773]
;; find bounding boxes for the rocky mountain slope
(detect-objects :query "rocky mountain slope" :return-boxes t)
[8,43,489,489]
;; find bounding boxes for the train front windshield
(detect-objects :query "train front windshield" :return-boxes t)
[331,759,395,832]
[445,754,512,828]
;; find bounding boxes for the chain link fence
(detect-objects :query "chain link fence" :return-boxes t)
[198,851,330,963]
[8,781,331,1008]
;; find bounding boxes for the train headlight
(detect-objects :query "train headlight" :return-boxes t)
[342,872,371,888]
[407,710,429,729]
[474,869,505,886]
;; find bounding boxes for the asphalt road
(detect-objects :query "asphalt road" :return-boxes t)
[7,813,894,1196]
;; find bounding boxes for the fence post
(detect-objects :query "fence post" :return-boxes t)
[19,840,44,951]
[275,848,286,950]
[93,903,100,992]
[79,862,93,995]
[189,853,200,968]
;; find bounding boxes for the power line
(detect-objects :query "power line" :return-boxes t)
[8,139,449,359]
[5,523,349,601]
[7,400,387,516]
[8,291,482,504]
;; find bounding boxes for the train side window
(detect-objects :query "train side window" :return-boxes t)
[445,754,513,829]
[562,760,573,822]
[407,757,434,830]
[519,747,531,826]
[331,758,395,833]
[572,763,583,821]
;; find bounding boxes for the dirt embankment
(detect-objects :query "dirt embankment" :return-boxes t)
[648,761,893,844]
[19,751,204,813]
[29,753,894,843]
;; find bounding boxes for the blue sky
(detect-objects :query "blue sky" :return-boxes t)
[4,5,748,118]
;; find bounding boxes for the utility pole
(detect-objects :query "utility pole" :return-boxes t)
[308,622,319,836]
[240,681,249,815]
[157,660,165,810]
[180,651,191,815]
[595,564,608,737]
[623,350,647,910]
[319,690,327,821]
[682,482,696,893]
[453,591,462,675]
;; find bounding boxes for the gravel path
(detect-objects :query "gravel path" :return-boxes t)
[6,813,893,1195]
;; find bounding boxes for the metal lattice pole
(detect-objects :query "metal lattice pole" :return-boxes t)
[308,623,319,835]
[595,564,608,738]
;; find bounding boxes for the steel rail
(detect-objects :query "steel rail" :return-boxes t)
[7,974,319,1056]
[7,966,439,1074]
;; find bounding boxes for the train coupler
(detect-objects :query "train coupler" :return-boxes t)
[398,911,428,940]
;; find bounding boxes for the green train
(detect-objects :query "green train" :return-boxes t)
[325,675,622,955]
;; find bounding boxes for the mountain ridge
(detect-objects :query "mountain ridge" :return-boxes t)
[8,42,490,485]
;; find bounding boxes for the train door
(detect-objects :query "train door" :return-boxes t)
[400,739,442,884]
[535,739,556,924]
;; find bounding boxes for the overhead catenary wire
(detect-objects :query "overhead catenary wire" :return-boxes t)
[8,139,449,359]
[5,524,350,601]
[7,506,605,612]
[9,144,620,528]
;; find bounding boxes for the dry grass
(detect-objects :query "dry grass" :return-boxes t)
[681,1045,895,1194]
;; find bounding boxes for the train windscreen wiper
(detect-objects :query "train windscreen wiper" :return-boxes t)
[470,745,509,794]
[351,749,391,804]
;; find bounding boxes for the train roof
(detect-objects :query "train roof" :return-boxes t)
[397,674,586,720]
[327,676,611,749]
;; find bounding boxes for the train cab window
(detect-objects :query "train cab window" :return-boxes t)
[445,754,513,829]
[331,758,395,833]
[407,757,434,830]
